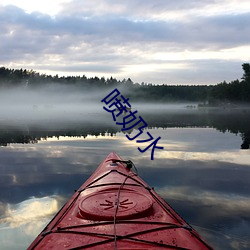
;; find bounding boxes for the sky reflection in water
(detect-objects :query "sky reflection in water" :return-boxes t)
[0,127,250,249]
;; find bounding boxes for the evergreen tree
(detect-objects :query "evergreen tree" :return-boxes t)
[242,63,250,83]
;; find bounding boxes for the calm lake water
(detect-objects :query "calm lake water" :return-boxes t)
[0,103,250,249]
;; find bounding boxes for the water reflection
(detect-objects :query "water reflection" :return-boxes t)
[0,196,62,250]
[1,196,59,228]
[0,107,250,249]
[0,107,250,149]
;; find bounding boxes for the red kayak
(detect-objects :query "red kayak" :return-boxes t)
[28,152,213,249]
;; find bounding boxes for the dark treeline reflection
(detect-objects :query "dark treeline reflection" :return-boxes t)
[1,108,250,149]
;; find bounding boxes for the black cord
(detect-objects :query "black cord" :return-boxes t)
[111,159,138,175]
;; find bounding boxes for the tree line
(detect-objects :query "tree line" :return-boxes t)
[208,63,250,105]
[0,63,249,104]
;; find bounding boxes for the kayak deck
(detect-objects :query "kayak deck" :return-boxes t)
[28,152,213,249]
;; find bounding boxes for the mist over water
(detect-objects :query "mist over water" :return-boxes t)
[0,85,102,122]
[0,84,201,147]
[0,85,198,126]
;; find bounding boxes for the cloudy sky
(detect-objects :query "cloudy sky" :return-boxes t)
[0,0,250,85]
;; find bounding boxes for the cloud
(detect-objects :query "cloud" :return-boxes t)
[0,1,250,84]
[9,5,248,49]
[58,0,244,19]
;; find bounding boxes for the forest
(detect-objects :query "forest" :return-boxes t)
[0,63,250,105]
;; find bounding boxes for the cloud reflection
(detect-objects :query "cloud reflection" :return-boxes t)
[0,196,59,229]
[157,186,250,216]
[157,150,250,167]
[0,196,62,249]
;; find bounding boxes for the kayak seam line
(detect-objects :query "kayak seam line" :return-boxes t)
[29,190,82,249]
[147,190,213,249]
[148,189,187,225]
[39,191,82,239]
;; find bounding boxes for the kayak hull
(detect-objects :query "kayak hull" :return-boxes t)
[28,152,213,249]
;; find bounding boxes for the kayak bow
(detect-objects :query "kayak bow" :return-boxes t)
[28,152,213,249]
